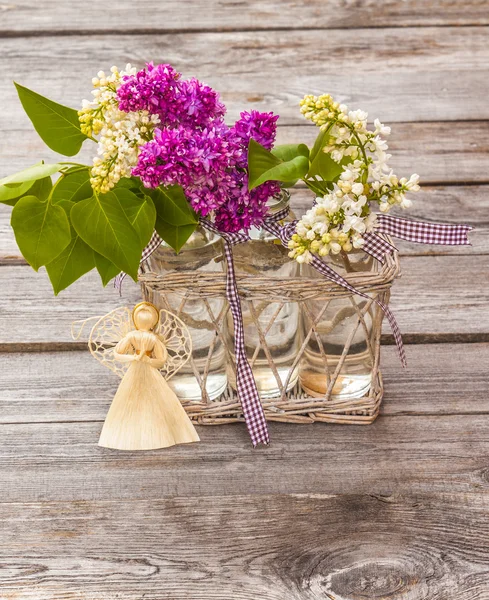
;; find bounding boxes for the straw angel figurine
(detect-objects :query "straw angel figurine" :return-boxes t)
[74,302,199,450]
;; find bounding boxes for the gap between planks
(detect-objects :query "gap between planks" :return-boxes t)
[1,23,489,38]
[3,333,489,353]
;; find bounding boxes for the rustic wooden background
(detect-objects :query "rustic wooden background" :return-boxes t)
[1,2,489,598]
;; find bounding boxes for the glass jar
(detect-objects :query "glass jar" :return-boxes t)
[142,228,228,401]
[299,250,376,399]
[226,192,301,398]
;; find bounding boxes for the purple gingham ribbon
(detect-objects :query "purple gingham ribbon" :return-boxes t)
[262,208,407,366]
[198,219,269,446]
[363,214,472,263]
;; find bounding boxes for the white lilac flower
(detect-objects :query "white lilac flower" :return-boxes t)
[289,94,421,263]
[78,64,160,194]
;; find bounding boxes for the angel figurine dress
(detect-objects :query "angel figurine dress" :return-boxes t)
[76,302,200,451]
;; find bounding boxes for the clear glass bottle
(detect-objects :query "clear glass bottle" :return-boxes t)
[226,192,301,398]
[299,250,376,399]
[142,228,228,401]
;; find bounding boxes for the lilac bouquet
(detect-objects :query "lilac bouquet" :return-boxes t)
[2,63,280,293]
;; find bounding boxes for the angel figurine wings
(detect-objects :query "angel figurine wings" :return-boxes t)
[74,302,200,451]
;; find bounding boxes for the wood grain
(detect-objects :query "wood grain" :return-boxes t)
[3,183,485,261]
[0,27,488,132]
[0,492,488,599]
[0,266,140,347]
[277,122,489,185]
[0,343,488,424]
[2,0,489,33]
[1,414,489,502]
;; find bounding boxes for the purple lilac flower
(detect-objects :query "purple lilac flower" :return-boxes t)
[133,123,240,215]
[117,63,225,129]
[230,110,279,157]
[177,78,226,128]
[214,176,280,233]
[133,105,280,232]
[117,63,180,114]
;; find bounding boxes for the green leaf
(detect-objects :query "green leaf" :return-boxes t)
[271,143,309,162]
[94,252,121,286]
[15,82,89,156]
[0,175,53,207]
[10,195,71,270]
[309,128,330,163]
[0,162,61,186]
[30,176,53,201]
[70,190,143,281]
[45,200,95,294]
[271,144,310,188]
[51,169,92,204]
[113,188,156,248]
[115,176,142,191]
[248,139,309,190]
[307,149,344,181]
[304,178,334,196]
[154,219,197,253]
[148,185,198,226]
[0,180,35,204]
[147,185,198,252]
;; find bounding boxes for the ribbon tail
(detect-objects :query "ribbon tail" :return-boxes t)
[309,255,406,367]
[363,232,398,263]
[376,214,473,245]
[222,240,269,446]
[262,218,406,367]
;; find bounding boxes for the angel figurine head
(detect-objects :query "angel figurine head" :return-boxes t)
[132,301,160,331]
[73,302,199,451]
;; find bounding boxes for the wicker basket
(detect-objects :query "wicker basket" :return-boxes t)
[139,244,400,426]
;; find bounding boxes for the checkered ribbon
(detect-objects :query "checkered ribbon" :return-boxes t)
[198,219,269,446]
[116,221,269,445]
[261,208,407,367]
[363,214,472,263]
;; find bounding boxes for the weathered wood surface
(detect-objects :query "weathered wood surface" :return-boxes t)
[3,120,489,184]
[0,253,486,348]
[2,184,486,260]
[1,492,489,600]
[1,4,489,599]
[2,0,489,33]
[1,414,489,502]
[0,27,488,131]
[1,343,487,424]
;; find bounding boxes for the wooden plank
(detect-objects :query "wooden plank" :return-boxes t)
[1,0,488,32]
[3,120,488,184]
[0,267,140,347]
[0,414,488,502]
[2,185,486,261]
[0,492,488,599]
[0,27,488,134]
[277,122,489,185]
[0,252,486,347]
[0,343,487,424]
